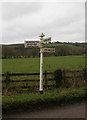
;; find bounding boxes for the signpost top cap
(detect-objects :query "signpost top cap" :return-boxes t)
[39,33,45,37]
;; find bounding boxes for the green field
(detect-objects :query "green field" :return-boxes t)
[2,55,85,74]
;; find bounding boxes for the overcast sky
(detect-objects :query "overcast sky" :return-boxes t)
[1,2,85,44]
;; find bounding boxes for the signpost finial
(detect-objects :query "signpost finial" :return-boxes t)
[39,33,45,37]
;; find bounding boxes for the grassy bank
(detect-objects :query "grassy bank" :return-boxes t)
[2,86,86,115]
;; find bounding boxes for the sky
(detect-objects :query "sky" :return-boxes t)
[1,1,85,44]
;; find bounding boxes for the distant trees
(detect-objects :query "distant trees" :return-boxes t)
[2,45,40,59]
[0,46,2,59]
[55,46,70,56]
[2,46,16,58]
[32,48,39,57]
[2,42,86,59]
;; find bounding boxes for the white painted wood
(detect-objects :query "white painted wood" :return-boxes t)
[42,48,55,53]
[43,37,51,42]
[24,41,39,47]
[40,51,43,91]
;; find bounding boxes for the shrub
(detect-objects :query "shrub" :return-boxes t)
[54,69,62,88]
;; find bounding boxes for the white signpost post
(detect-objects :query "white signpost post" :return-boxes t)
[24,33,55,94]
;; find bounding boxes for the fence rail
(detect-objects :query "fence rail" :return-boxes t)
[1,72,53,77]
[2,78,54,83]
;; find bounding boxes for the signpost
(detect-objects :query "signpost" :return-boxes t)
[24,33,55,94]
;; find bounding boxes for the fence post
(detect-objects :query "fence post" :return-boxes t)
[5,72,10,90]
[44,70,47,88]
[63,69,66,87]
[83,68,87,84]
[72,71,76,88]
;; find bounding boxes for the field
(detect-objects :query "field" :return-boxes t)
[2,55,86,115]
[2,55,85,74]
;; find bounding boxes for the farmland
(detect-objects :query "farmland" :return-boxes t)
[2,55,86,115]
[2,55,85,74]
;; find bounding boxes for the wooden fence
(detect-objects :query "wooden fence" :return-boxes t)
[2,70,54,90]
[1,69,87,91]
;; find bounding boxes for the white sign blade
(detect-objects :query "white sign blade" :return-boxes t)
[43,37,51,43]
[24,41,39,48]
[42,48,55,53]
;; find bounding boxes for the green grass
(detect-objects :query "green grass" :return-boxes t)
[2,55,85,74]
[2,86,86,114]
[3,87,85,103]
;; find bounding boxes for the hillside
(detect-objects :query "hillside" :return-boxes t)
[2,42,86,59]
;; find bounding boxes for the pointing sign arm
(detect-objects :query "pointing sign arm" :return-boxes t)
[42,48,55,53]
[24,41,39,48]
[43,37,51,43]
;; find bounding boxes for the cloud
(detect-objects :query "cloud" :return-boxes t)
[2,2,43,21]
[2,2,85,44]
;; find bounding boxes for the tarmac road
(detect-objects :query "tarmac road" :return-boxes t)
[5,102,85,118]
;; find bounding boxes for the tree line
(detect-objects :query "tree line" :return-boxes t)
[2,42,86,59]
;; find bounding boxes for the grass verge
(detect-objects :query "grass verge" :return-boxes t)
[2,86,86,115]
